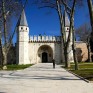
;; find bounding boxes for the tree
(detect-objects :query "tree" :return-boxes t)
[76,23,92,62]
[33,0,82,69]
[61,0,79,69]
[87,0,93,62]
[76,23,91,41]
[87,0,93,33]
[56,0,66,63]
[0,26,3,66]
[33,0,66,63]
[0,0,23,69]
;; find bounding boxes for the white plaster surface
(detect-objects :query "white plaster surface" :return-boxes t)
[17,26,30,64]
[28,43,62,64]
[0,63,93,93]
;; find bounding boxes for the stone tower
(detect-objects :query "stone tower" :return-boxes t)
[16,9,30,64]
[64,11,74,62]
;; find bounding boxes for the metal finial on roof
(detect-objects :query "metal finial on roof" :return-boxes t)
[17,9,28,27]
[64,10,70,27]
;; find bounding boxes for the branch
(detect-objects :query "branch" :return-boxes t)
[61,0,71,12]
[7,0,28,52]
[38,1,57,10]
[39,5,57,10]
[66,0,76,48]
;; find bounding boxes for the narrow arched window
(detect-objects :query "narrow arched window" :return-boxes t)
[67,28,69,30]
[21,27,23,29]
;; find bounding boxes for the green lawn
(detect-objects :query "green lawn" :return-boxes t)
[70,63,93,69]
[66,63,93,81]
[0,64,33,70]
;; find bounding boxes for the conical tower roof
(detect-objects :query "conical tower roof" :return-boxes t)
[17,9,28,27]
[64,10,70,27]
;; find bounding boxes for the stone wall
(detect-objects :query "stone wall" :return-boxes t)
[76,41,88,62]
[29,35,61,42]
[28,42,62,64]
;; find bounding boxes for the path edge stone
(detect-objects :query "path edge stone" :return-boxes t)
[63,68,93,83]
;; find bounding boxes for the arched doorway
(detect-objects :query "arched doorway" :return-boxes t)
[38,45,53,63]
[42,52,48,62]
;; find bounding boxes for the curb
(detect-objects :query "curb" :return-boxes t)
[64,68,92,83]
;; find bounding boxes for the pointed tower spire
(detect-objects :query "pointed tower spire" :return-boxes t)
[64,10,70,27]
[18,9,28,27]
[16,9,30,64]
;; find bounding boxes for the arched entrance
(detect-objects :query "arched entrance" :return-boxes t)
[42,52,48,62]
[38,45,53,63]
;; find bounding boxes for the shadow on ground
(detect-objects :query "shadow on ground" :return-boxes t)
[1,73,81,81]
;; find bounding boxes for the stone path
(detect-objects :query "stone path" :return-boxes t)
[0,63,93,93]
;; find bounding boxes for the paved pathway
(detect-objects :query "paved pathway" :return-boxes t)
[0,63,93,93]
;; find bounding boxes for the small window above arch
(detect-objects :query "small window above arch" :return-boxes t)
[26,28,27,30]
[21,27,23,30]
[67,27,69,30]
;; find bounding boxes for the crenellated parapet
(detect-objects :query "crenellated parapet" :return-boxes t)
[29,35,61,43]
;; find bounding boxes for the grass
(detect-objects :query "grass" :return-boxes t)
[65,62,93,81]
[71,69,93,81]
[69,62,93,70]
[0,64,33,70]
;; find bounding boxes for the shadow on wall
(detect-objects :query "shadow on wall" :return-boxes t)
[76,48,83,62]
[90,39,93,61]
[0,49,2,65]
[54,42,62,64]
[38,45,53,63]
[0,45,16,65]
[7,45,16,65]
[91,55,93,62]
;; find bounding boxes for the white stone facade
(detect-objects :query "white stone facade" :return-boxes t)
[65,26,74,62]
[16,10,74,64]
[17,29,73,64]
[28,36,62,64]
[16,26,30,64]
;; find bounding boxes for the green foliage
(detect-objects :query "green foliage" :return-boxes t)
[0,64,33,70]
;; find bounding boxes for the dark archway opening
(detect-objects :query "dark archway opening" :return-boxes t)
[42,52,48,62]
[38,45,53,63]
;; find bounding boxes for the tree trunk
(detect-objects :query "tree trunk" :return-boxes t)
[71,0,78,70]
[2,0,7,69]
[87,44,91,62]
[3,51,7,69]
[65,49,70,67]
[72,27,78,70]
[56,0,66,63]
[0,31,3,69]
[87,0,93,32]
[87,0,93,62]
[65,0,76,68]
[87,37,92,62]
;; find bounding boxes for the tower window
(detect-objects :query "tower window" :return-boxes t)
[67,28,69,30]
[26,28,27,30]
[21,27,23,29]
[49,54,51,57]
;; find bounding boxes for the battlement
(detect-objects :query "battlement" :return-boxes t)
[29,35,61,42]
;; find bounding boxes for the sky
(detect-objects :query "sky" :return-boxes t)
[23,0,90,36]
[13,0,90,43]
